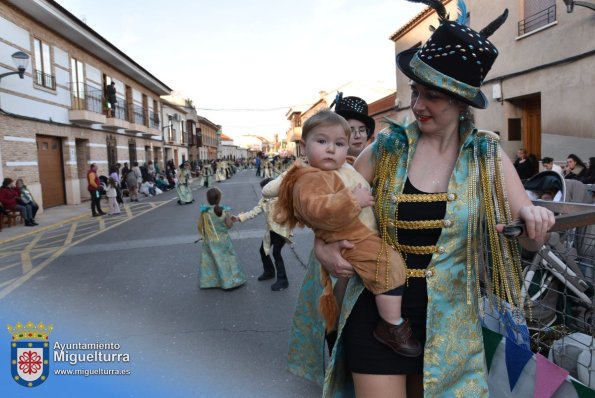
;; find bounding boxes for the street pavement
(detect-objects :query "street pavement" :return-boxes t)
[0,169,321,397]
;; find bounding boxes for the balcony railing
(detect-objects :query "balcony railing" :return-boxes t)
[34,69,55,90]
[131,104,146,125]
[166,127,176,142]
[70,82,102,114]
[150,111,160,129]
[518,5,556,36]
[111,99,129,121]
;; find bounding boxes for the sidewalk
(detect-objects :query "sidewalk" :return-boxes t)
[0,202,90,244]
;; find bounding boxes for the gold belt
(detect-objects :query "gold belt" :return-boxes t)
[406,268,434,278]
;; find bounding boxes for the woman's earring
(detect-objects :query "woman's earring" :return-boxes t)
[459,113,465,121]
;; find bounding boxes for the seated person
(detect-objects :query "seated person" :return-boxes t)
[15,179,39,220]
[0,178,37,226]
[155,175,170,192]
[140,179,157,196]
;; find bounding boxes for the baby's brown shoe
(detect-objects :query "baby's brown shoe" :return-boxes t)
[373,318,422,357]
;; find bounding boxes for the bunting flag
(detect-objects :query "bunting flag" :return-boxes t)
[572,380,595,398]
[534,353,569,398]
[505,337,533,391]
[482,327,503,372]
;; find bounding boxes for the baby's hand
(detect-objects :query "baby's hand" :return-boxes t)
[351,183,374,208]
[230,215,239,223]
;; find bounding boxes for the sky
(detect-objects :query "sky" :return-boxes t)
[55,0,425,143]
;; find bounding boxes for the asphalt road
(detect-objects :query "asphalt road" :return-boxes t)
[0,169,321,397]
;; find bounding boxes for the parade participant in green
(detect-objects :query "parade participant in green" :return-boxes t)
[198,188,246,290]
[287,3,555,397]
[176,161,194,205]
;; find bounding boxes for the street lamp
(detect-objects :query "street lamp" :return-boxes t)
[0,51,30,82]
[562,0,595,13]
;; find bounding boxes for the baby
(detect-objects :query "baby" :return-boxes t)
[274,110,420,357]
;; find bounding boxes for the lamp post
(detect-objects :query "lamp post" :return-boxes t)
[0,51,29,82]
[562,0,595,13]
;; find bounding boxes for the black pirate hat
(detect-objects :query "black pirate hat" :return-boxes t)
[397,0,508,108]
[334,94,375,139]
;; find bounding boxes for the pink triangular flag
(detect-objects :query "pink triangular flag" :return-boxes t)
[534,353,569,398]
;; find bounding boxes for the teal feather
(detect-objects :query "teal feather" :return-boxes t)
[456,0,469,26]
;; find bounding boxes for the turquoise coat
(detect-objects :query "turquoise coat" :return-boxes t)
[287,121,515,397]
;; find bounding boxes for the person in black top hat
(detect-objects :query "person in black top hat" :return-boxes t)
[334,94,376,157]
[308,2,555,396]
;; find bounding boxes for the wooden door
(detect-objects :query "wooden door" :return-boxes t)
[36,135,65,207]
[523,99,542,160]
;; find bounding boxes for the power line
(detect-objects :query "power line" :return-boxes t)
[194,102,316,112]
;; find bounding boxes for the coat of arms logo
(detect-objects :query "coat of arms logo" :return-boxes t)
[7,321,52,387]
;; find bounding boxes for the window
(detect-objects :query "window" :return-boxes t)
[33,38,55,89]
[70,58,85,99]
[508,118,522,141]
[519,0,556,35]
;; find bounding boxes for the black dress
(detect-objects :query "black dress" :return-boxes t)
[343,179,446,374]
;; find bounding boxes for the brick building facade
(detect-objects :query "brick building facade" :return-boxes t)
[0,0,172,210]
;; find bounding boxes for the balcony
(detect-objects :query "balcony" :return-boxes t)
[126,104,149,135]
[287,126,302,142]
[161,125,178,144]
[68,83,106,125]
[102,99,130,130]
[518,5,556,36]
[34,69,56,90]
[147,111,161,136]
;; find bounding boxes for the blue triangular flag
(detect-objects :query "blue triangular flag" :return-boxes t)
[505,337,533,391]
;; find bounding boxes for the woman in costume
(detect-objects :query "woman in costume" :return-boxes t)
[176,161,194,205]
[198,187,246,290]
[287,3,555,397]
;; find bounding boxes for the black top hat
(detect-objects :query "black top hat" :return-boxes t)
[334,96,375,139]
[397,3,508,109]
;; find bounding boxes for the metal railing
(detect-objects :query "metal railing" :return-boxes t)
[166,127,176,142]
[70,82,102,114]
[150,111,160,129]
[131,104,146,125]
[34,69,55,90]
[518,5,556,36]
[112,99,129,121]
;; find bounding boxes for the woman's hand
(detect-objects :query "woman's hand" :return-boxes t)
[517,205,555,243]
[314,238,355,278]
[497,205,555,249]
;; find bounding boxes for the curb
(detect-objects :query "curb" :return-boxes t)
[0,213,89,246]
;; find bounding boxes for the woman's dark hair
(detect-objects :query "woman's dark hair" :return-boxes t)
[2,178,13,187]
[567,154,587,169]
[260,178,273,188]
[206,188,223,216]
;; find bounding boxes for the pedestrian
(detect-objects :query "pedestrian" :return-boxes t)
[198,187,246,290]
[541,156,563,175]
[125,166,139,202]
[334,94,375,157]
[109,164,124,205]
[513,148,535,181]
[106,81,117,116]
[131,161,142,191]
[105,177,120,215]
[564,153,588,181]
[233,178,293,291]
[255,155,261,177]
[274,110,420,356]
[87,163,105,217]
[287,5,555,397]
[583,157,595,184]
